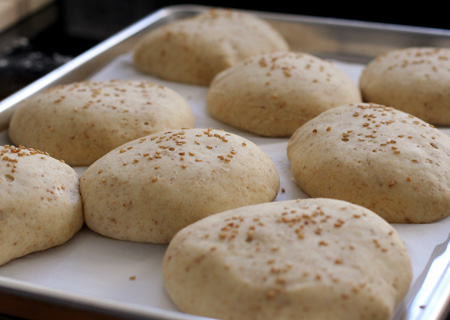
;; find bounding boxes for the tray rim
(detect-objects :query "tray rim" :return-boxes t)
[1,4,450,320]
[2,3,450,130]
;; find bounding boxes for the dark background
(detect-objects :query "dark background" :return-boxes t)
[0,1,450,319]
[1,0,450,102]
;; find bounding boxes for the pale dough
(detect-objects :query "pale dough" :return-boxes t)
[133,8,290,85]
[80,128,280,243]
[287,103,450,223]
[0,145,83,266]
[207,51,362,136]
[360,47,450,124]
[163,198,412,320]
[8,80,195,166]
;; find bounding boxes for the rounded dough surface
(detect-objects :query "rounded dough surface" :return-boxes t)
[133,8,290,86]
[8,80,195,166]
[207,51,362,136]
[359,47,450,124]
[163,198,412,320]
[287,103,450,223]
[0,145,83,266]
[80,128,280,243]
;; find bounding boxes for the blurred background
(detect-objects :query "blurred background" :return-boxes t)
[0,1,449,319]
[0,0,449,102]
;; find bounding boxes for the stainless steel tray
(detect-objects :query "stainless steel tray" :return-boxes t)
[1,4,450,320]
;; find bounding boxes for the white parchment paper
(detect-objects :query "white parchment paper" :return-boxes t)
[1,53,449,319]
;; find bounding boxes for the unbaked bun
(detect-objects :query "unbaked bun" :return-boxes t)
[163,198,412,320]
[80,128,280,243]
[207,51,362,136]
[359,47,450,124]
[287,102,450,223]
[133,8,290,86]
[8,80,195,166]
[0,145,83,266]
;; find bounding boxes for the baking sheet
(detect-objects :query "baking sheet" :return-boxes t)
[1,5,450,320]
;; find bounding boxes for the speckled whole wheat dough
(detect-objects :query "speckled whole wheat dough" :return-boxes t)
[163,198,412,320]
[133,8,290,86]
[80,128,280,243]
[287,103,450,223]
[359,47,450,124]
[206,51,362,136]
[0,145,83,266]
[8,80,195,166]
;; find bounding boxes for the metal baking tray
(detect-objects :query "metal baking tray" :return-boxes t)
[1,4,450,320]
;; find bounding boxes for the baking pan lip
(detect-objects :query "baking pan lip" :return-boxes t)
[2,3,450,130]
[1,4,450,320]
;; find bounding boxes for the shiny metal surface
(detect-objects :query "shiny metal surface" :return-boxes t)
[1,4,450,319]
[2,5,450,131]
[2,4,450,129]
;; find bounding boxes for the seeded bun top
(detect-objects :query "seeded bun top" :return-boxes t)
[163,198,412,320]
[133,8,290,86]
[287,103,450,223]
[207,51,362,137]
[0,145,83,266]
[8,80,195,166]
[80,128,280,243]
[360,47,450,124]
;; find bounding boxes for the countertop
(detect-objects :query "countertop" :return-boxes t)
[1,1,450,319]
